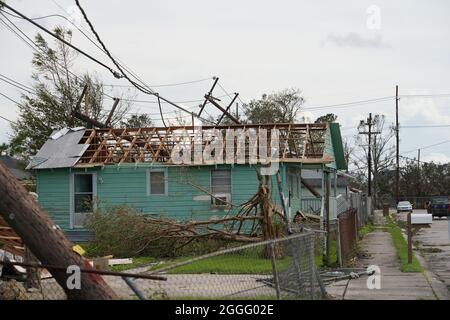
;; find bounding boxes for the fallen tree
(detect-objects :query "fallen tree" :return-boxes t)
[86,169,287,257]
[0,162,117,299]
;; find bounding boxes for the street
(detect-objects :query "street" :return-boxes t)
[395,209,450,294]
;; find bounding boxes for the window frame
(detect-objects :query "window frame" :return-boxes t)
[210,168,232,207]
[147,168,168,196]
[70,172,97,229]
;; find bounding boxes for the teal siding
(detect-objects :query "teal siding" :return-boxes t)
[94,165,261,221]
[35,163,312,231]
[36,164,282,230]
[36,169,71,230]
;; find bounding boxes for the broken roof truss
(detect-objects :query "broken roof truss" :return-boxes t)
[75,123,332,166]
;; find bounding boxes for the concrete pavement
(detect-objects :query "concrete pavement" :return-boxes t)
[328,210,440,300]
[395,210,450,299]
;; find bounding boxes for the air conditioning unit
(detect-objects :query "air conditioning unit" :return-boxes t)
[212,193,231,207]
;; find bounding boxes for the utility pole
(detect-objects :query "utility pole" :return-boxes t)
[359,113,381,214]
[373,135,378,207]
[396,85,400,204]
[368,113,372,196]
[417,148,421,205]
[358,113,380,196]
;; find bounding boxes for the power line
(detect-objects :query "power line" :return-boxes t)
[400,93,450,98]
[0,114,16,125]
[0,3,122,78]
[0,73,34,92]
[401,124,450,128]
[73,0,209,122]
[73,0,154,91]
[304,96,395,111]
[0,75,35,95]
[401,139,450,154]
[0,91,22,105]
[104,77,214,88]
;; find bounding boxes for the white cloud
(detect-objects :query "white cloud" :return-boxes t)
[400,95,450,125]
[422,152,450,164]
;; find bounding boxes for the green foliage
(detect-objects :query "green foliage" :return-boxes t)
[243,88,305,124]
[0,143,10,155]
[315,113,337,123]
[359,223,376,238]
[315,240,338,268]
[386,216,423,272]
[9,26,128,160]
[120,113,153,128]
[85,206,242,258]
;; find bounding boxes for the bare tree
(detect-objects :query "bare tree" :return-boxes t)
[351,115,395,206]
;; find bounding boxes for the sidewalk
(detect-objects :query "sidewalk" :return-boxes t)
[327,210,437,300]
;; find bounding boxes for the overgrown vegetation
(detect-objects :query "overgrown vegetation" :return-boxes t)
[84,206,244,258]
[315,240,338,269]
[386,215,423,272]
[359,223,376,238]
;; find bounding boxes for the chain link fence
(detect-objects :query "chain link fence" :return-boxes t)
[1,232,326,300]
[348,193,369,228]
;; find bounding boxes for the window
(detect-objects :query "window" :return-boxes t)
[148,169,167,196]
[72,173,96,228]
[211,169,231,206]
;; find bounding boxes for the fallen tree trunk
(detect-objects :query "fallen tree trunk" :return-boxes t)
[0,162,117,300]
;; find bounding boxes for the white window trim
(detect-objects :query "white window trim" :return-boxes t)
[210,168,232,206]
[70,172,97,229]
[147,168,168,196]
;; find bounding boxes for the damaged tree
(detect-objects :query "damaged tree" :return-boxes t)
[86,168,287,258]
[0,162,117,299]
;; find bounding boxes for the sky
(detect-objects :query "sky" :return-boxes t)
[1,0,450,163]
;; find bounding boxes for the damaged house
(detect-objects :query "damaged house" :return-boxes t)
[26,123,346,241]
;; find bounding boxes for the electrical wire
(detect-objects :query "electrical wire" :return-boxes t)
[0,114,16,125]
[73,0,203,120]
[303,96,395,111]
[0,75,35,95]
[104,77,214,88]
[157,95,167,128]
[401,124,450,128]
[0,91,22,105]
[0,3,122,78]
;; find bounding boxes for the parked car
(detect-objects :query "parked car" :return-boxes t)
[427,196,450,219]
[397,201,413,213]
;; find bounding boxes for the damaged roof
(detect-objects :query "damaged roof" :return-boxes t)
[28,123,346,169]
[26,127,89,170]
[0,155,33,180]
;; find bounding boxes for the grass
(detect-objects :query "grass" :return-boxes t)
[359,223,376,238]
[109,256,157,272]
[91,237,337,274]
[315,240,338,269]
[154,251,293,274]
[386,215,423,273]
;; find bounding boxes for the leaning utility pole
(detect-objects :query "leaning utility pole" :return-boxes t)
[0,162,118,299]
[395,85,400,203]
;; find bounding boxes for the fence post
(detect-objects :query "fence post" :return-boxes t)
[122,276,147,300]
[269,242,281,300]
[336,218,343,267]
[308,234,316,300]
